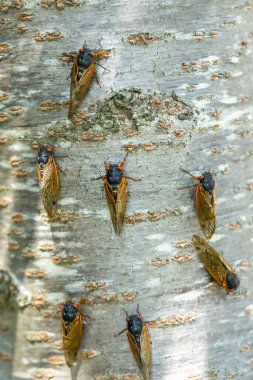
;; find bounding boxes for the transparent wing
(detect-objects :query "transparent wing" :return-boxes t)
[126,330,143,376]
[40,157,59,217]
[68,58,95,118]
[140,325,152,380]
[104,179,117,232]
[196,186,216,239]
[193,235,231,288]
[115,177,127,235]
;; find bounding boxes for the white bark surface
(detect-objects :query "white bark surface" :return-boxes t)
[0,1,253,379]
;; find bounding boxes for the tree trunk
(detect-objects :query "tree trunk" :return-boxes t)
[0,1,253,379]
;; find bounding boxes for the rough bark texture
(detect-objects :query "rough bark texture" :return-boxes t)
[0,1,253,380]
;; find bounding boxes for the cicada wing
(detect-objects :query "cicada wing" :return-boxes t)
[126,330,144,377]
[193,235,227,287]
[40,157,59,217]
[104,179,117,232]
[196,186,216,239]
[61,314,83,367]
[68,59,95,118]
[69,58,78,100]
[140,325,152,380]
[115,177,127,235]
[211,188,217,208]
[36,162,42,181]
[68,59,78,118]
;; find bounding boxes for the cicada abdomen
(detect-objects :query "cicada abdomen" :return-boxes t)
[36,146,59,218]
[117,305,152,380]
[68,44,111,119]
[193,235,240,293]
[179,168,216,239]
[61,301,84,367]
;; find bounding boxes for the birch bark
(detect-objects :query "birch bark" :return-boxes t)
[0,1,253,379]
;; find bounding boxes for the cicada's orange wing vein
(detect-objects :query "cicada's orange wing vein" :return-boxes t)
[115,176,127,235]
[140,325,152,380]
[104,178,117,231]
[40,156,59,217]
[196,186,216,239]
[126,330,143,376]
[103,176,127,235]
[126,325,151,380]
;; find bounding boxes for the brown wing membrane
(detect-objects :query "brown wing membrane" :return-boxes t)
[40,157,59,217]
[126,330,144,377]
[196,186,216,239]
[192,235,235,288]
[104,179,117,232]
[126,325,151,380]
[103,177,127,235]
[115,176,127,235]
[140,325,152,380]
[68,58,95,118]
[61,314,83,367]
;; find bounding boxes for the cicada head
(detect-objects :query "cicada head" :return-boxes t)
[199,172,215,194]
[226,273,240,291]
[105,163,124,186]
[77,47,94,68]
[62,301,79,334]
[125,306,143,347]
[37,146,53,166]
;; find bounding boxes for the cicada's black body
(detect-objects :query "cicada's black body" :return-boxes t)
[127,313,143,348]
[77,48,93,67]
[198,172,215,195]
[76,48,94,81]
[62,301,79,335]
[106,164,124,199]
[37,147,53,166]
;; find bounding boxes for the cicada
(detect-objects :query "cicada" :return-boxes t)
[61,300,84,367]
[93,153,139,235]
[179,168,216,239]
[193,235,240,293]
[36,146,59,218]
[68,43,111,118]
[117,305,152,380]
